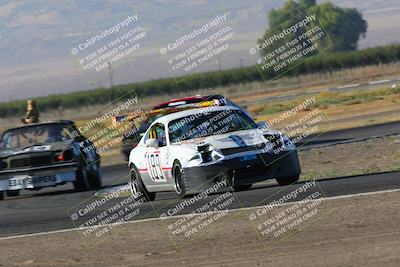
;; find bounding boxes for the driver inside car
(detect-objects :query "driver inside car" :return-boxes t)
[155,126,167,147]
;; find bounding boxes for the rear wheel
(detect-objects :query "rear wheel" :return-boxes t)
[276,175,299,186]
[6,190,20,197]
[130,166,156,201]
[88,163,102,190]
[73,166,90,192]
[0,191,4,201]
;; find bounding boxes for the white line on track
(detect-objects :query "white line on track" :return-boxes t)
[336,83,360,89]
[368,79,392,85]
[1,188,400,241]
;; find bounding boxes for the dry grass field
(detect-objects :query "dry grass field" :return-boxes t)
[0,62,399,167]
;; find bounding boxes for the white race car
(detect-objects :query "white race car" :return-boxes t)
[128,106,301,201]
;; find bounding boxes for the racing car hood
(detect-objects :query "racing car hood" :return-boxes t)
[172,128,280,151]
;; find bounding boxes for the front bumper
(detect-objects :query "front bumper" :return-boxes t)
[0,162,79,191]
[182,150,301,194]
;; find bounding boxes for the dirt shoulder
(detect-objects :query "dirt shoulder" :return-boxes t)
[1,190,400,267]
[299,134,400,180]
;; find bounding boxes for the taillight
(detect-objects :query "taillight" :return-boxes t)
[55,150,73,162]
[56,154,64,161]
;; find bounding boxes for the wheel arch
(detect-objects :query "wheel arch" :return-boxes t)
[129,162,135,169]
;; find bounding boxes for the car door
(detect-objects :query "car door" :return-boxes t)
[142,123,171,187]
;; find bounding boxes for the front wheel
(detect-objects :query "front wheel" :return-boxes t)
[276,175,299,186]
[173,162,190,197]
[130,166,156,201]
[0,191,4,201]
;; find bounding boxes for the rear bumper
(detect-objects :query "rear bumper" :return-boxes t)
[182,150,301,194]
[121,145,132,161]
[0,162,79,191]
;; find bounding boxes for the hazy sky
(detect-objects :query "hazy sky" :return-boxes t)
[0,0,399,102]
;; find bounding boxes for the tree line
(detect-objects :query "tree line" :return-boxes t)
[0,43,400,118]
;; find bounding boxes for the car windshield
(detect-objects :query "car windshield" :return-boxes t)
[168,109,257,143]
[0,124,71,149]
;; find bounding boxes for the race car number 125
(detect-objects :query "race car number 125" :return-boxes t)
[145,153,166,182]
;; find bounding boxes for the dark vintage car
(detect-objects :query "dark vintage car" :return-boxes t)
[0,120,101,200]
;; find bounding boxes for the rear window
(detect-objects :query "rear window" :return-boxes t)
[1,124,71,149]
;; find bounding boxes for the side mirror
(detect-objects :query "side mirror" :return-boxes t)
[145,138,159,148]
[257,122,269,129]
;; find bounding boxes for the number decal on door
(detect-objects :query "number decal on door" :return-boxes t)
[145,153,166,182]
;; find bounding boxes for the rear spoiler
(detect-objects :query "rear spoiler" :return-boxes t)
[112,109,146,126]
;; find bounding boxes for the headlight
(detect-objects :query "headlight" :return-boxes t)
[197,144,213,153]
[197,144,214,163]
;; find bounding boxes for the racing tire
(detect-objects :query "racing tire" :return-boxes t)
[130,166,156,202]
[88,163,102,190]
[173,162,190,198]
[73,166,90,192]
[233,184,252,192]
[6,190,20,197]
[0,191,4,201]
[276,175,300,186]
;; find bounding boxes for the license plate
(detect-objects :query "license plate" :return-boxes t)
[32,175,57,186]
[9,175,56,189]
[240,154,257,162]
[9,176,33,189]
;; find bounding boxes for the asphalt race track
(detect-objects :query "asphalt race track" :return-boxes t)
[242,77,400,106]
[0,121,399,239]
[300,120,400,149]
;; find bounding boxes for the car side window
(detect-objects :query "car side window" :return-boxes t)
[148,123,167,147]
[3,133,17,148]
